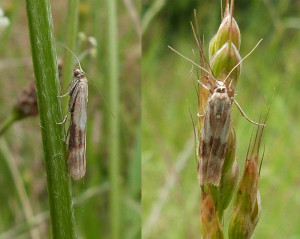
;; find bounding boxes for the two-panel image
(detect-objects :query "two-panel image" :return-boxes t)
[0,0,299,238]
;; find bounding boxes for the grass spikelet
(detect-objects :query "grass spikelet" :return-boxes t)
[200,187,224,239]
[228,122,266,238]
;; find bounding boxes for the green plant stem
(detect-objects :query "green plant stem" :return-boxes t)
[0,110,23,136]
[25,0,76,238]
[107,0,120,238]
[0,139,41,239]
[61,0,79,111]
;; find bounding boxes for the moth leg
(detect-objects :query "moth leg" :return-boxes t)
[56,112,69,125]
[229,78,234,91]
[58,80,79,98]
[197,112,205,118]
[64,123,70,142]
[197,80,210,91]
[189,67,210,92]
[58,91,70,98]
[233,98,266,126]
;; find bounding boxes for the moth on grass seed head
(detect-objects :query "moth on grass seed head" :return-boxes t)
[169,10,265,186]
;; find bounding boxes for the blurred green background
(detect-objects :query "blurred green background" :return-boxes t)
[142,0,300,238]
[0,0,140,238]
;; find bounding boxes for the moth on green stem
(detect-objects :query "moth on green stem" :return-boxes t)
[58,65,88,180]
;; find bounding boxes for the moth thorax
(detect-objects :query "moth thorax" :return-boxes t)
[73,68,85,78]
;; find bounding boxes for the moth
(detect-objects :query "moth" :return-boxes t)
[169,39,264,186]
[198,80,231,185]
[58,64,88,180]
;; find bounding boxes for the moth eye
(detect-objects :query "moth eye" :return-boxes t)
[74,70,81,77]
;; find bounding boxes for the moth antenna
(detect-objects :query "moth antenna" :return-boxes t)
[57,42,115,118]
[224,39,263,83]
[57,42,83,71]
[168,46,217,81]
[233,99,266,126]
[85,72,116,119]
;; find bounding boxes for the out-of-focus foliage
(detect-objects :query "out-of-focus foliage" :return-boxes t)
[0,0,140,238]
[142,0,300,238]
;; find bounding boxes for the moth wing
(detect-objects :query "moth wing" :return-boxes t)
[198,94,231,185]
[68,81,88,180]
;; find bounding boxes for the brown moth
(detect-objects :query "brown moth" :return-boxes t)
[59,66,88,180]
[197,76,265,185]
[198,80,231,185]
[196,38,264,185]
[169,38,264,186]
[67,67,88,180]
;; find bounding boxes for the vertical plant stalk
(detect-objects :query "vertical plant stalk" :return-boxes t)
[107,0,121,238]
[61,0,79,110]
[25,0,76,238]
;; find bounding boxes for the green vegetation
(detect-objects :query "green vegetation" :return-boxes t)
[0,0,140,238]
[142,1,300,238]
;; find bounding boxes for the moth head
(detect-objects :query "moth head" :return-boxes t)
[73,67,85,78]
[214,80,227,93]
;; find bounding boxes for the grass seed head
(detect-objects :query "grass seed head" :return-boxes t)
[209,1,241,59]
[229,125,265,238]
[200,187,224,239]
[208,0,241,92]
[210,42,241,92]
[217,159,239,214]
[228,207,254,239]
